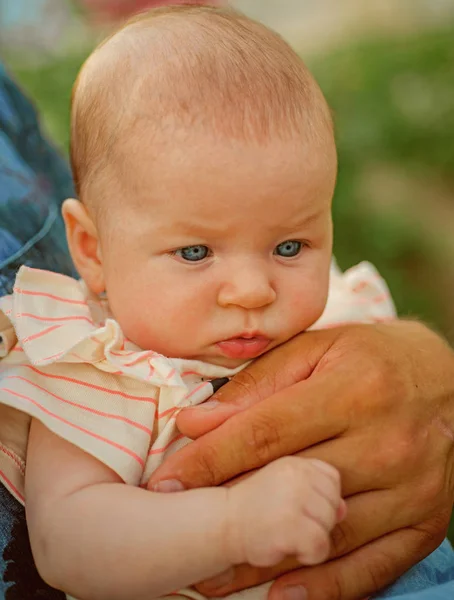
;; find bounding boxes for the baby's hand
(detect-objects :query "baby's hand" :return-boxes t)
[225,457,345,568]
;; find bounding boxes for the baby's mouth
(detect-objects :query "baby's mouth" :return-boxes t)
[216,335,270,360]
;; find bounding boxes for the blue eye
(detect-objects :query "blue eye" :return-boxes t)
[175,245,210,262]
[274,240,302,258]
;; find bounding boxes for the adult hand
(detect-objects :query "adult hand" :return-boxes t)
[148,321,454,600]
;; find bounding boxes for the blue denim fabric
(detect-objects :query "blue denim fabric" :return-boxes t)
[0,62,71,599]
[0,485,64,599]
[0,62,76,296]
[376,539,454,598]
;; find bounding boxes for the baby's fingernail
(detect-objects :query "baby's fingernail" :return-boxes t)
[281,585,308,600]
[196,400,221,410]
[202,567,235,591]
[337,499,348,521]
[308,459,338,477]
[151,479,185,493]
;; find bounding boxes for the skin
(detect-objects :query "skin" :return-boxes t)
[148,320,454,599]
[64,131,336,369]
[26,420,344,599]
[26,127,349,597]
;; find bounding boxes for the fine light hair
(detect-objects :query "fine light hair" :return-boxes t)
[70,3,334,215]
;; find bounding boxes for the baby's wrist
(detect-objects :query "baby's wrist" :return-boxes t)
[222,486,246,566]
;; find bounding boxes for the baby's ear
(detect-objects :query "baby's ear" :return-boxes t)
[62,199,105,294]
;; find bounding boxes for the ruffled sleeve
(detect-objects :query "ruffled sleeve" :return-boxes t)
[312,260,396,329]
[0,267,239,491]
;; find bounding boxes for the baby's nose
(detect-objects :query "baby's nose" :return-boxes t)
[217,263,276,309]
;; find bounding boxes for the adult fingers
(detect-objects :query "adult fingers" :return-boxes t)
[176,329,337,440]
[195,488,416,596]
[149,368,350,490]
[268,517,448,600]
[198,515,448,599]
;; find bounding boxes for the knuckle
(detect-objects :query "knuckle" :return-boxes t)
[246,414,282,465]
[418,469,446,507]
[360,358,393,406]
[229,370,262,402]
[323,574,344,600]
[330,520,355,558]
[349,337,410,412]
[366,552,397,592]
[191,444,223,486]
[416,511,451,550]
[370,424,420,473]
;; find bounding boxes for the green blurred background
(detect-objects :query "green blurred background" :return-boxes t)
[1,0,453,539]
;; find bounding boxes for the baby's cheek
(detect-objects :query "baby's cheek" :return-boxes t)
[289,281,328,329]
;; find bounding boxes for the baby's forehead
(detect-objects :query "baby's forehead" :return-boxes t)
[71,5,335,219]
[76,6,329,132]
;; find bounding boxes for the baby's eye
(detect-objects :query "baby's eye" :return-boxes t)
[174,245,210,262]
[274,240,302,258]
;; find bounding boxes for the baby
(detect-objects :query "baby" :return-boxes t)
[0,5,395,600]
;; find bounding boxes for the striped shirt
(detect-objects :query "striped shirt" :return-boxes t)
[0,261,395,506]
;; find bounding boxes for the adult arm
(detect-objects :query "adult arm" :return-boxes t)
[148,321,454,600]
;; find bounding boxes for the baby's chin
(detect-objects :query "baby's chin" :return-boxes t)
[191,353,252,370]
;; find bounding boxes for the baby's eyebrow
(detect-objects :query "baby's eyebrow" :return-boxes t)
[272,209,326,232]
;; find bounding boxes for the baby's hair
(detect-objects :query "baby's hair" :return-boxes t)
[70,3,333,214]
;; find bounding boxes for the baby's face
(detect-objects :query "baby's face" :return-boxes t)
[97,130,336,367]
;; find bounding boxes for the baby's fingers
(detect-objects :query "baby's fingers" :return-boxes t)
[295,518,332,565]
[304,459,343,509]
[303,493,346,536]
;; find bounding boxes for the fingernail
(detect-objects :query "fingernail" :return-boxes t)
[151,479,185,493]
[337,499,348,521]
[196,400,221,410]
[308,459,338,477]
[201,567,235,591]
[281,585,308,600]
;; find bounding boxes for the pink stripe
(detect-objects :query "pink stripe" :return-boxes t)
[148,433,184,456]
[14,287,87,306]
[0,469,24,503]
[181,370,203,378]
[123,351,157,367]
[40,351,65,362]
[22,324,62,343]
[3,375,153,435]
[18,312,94,325]
[165,368,176,380]
[2,387,144,466]
[352,281,368,293]
[373,293,389,304]
[109,350,137,357]
[158,406,177,419]
[147,365,155,381]
[0,445,25,473]
[24,365,158,405]
[185,381,209,400]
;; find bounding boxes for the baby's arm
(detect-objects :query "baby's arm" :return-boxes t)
[26,420,343,600]
[26,419,235,599]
